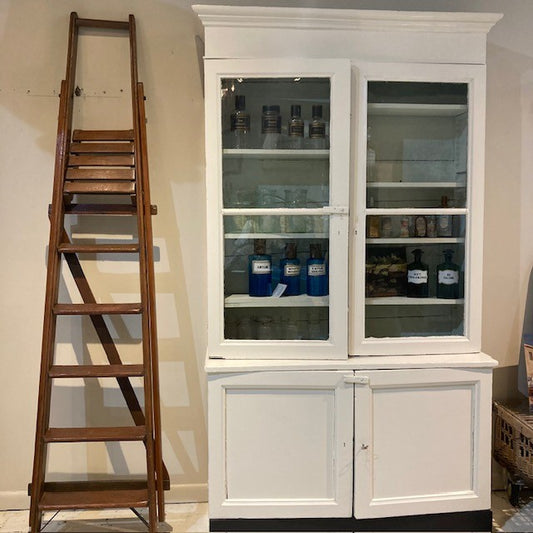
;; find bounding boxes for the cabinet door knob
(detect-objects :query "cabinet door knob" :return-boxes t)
[344,375,370,385]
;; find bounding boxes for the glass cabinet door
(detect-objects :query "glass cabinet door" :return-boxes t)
[206,60,350,359]
[353,65,485,355]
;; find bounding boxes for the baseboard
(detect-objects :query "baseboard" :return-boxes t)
[0,483,208,511]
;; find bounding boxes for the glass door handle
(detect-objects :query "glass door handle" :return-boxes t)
[343,375,369,385]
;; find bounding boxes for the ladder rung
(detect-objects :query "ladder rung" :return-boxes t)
[53,303,142,315]
[45,426,146,443]
[49,365,144,378]
[39,487,148,511]
[58,243,140,253]
[76,18,130,31]
[66,168,134,181]
[59,204,157,216]
[73,130,134,142]
[70,142,134,154]
[64,181,136,195]
[68,154,135,167]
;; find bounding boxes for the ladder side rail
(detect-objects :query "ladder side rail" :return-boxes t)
[128,15,158,532]
[137,81,166,520]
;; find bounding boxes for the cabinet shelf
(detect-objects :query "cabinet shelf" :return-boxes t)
[366,297,464,306]
[223,149,329,159]
[368,103,468,117]
[367,181,466,189]
[225,232,328,240]
[225,294,329,308]
[367,237,464,244]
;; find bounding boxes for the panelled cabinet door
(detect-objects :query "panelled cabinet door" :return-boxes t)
[208,371,353,518]
[350,62,487,355]
[353,368,492,519]
[204,58,351,359]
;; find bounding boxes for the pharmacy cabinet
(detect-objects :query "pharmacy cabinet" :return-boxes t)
[194,4,501,532]
[207,371,353,519]
[207,360,495,528]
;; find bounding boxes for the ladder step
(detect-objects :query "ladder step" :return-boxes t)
[66,168,135,181]
[76,18,130,31]
[73,129,134,142]
[53,303,142,315]
[44,426,146,443]
[61,203,157,215]
[68,154,135,167]
[58,243,140,253]
[64,181,136,195]
[39,486,148,511]
[70,142,134,154]
[49,365,144,378]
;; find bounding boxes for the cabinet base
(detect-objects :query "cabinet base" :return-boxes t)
[210,509,492,532]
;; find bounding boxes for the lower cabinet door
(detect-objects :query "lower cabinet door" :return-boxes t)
[208,371,354,518]
[353,368,492,519]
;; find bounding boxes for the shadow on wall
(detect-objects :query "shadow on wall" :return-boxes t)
[0,0,208,496]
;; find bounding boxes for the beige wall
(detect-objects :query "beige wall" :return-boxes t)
[1,0,532,509]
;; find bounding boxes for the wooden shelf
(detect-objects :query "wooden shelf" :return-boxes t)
[368,103,467,117]
[225,294,328,308]
[223,148,329,159]
[366,297,464,306]
[367,237,464,244]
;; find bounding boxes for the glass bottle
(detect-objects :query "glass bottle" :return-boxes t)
[306,243,328,296]
[237,317,254,339]
[261,105,281,149]
[280,242,301,296]
[414,215,427,238]
[248,239,272,297]
[426,215,437,238]
[229,95,250,149]
[399,216,410,238]
[407,248,429,298]
[436,249,460,299]
[256,316,274,340]
[287,104,304,149]
[437,196,453,237]
[309,104,327,149]
[366,126,376,181]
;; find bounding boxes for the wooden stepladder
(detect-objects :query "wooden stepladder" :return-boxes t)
[29,12,167,532]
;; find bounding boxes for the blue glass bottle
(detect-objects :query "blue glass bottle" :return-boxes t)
[248,239,272,297]
[306,244,328,296]
[280,242,301,296]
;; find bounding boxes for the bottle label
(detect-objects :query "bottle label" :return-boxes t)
[288,121,304,137]
[252,260,271,274]
[284,264,301,277]
[231,114,250,132]
[408,269,428,284]
[308,263,326,276]
[438,269,459,285]
[309,123,326,138]
[262,114,281,134]
[439,215,451,230]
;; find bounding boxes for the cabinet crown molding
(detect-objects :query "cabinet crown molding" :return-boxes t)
[192,5,502,34]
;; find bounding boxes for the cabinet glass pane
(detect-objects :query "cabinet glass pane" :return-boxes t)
[365,82,468,339]
[221,78,330,209]
[224,215,330,341]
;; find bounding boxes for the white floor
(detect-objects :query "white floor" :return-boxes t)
[0,494,529,532]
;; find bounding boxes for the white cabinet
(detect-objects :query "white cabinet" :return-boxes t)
[194,4,501,532]
[208,371,353,518]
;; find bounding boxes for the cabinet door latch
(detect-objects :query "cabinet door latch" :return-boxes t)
[344,375,370,385]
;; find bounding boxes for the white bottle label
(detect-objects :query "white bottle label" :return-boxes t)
[252,260,271,274]
[284,264,301,277]
[408,269,428,284]
[438,269,459,285]
[308,263,326,276]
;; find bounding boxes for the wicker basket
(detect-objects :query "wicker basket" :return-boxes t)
[493,400,533,484]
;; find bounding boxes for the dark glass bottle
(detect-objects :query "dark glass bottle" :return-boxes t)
[261,105,281,149]
[306,244,328,297]
[436,249,460,299]
[407,248,429,298]
[309,104,327,149]
[229,95,250,149]
[414,215,427,238]
[288,104,304,149]
[280,242,301,296]
[248,239,272,297]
